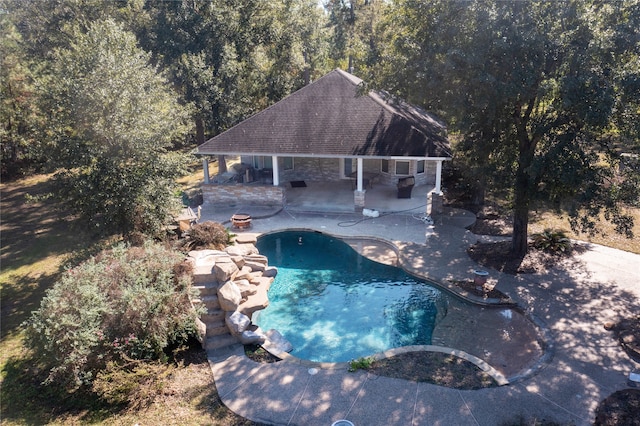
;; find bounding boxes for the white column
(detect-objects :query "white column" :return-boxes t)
[356,157,364,191]
[203,158,210,184]
[435,160,443,194]
[272,155,280,186]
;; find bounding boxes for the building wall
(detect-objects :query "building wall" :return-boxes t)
[226,155,439,187]
[201,183,285,207]
[281,157,342,182]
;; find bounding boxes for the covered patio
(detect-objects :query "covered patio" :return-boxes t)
[283,180,435,214]
[195,69,451,214]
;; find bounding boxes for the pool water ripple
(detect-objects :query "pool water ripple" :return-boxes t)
[255,231,448,363]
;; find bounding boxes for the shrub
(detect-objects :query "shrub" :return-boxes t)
[348,357,374,372]
[184,221,234,250]
[531,228,572,254]
[24,241,203,388]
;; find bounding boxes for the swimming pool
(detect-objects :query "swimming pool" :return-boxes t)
[254,230,449,363]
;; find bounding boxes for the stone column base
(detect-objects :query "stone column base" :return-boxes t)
[354,190,366,210]
[429,192,444,216]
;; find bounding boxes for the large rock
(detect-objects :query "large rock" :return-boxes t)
[244,260,266,272]
[188,249,226,261]
[218,281,242,311]
[263,266,278,278]
[214,261,239,283]
[235,265,253,281]
[225,311,251,334]
[234,233,258,245]
[243,254,269,265]
[263,329,293,354]
[234,279,257,299]
[239,329,266,345]
[225,244,259,257]
[230,255,245,269]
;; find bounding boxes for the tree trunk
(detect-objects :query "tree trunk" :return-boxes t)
[511,166,530,257]
[302,51,311,85]
[217,155,227,174]
[195,117,205,144]
[472,179,486,208]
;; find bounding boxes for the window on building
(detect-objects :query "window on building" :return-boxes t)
[283,157,294,171]
[381,159,389,173]
[395,160,410,175]
[417,160,425,174]
[343,158,353,177]
[253,156,273,169]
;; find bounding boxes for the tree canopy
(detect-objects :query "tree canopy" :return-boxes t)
[46,18,191,236]
[376,0,640,255]
[2,0,638,247]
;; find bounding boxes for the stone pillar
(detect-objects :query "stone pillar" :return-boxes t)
[354,190,366,211]
[203,158,210,184]
[272,155,280,186]
[429,191,444,216]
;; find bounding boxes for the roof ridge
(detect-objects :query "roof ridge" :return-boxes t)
[333,68,363,86]
[210,69,353,139]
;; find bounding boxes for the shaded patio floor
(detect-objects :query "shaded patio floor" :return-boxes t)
[284,180,434,214]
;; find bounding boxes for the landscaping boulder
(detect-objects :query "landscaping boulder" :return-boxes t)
[225,244,259,257]
[244,260,266,272]
[244,254,269,265]
[263,266,278,278]
[226,311,251,334]
[218,281,242,311]
[239,329,266,345]
[235,265,253,281]
[263,329,293,354]
[214,260,239,283]
[230,255,245,268]
[234,279,257,298]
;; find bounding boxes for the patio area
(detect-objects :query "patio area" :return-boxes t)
[284,180,435,213]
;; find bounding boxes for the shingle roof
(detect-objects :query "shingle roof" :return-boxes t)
[196,69,451,158]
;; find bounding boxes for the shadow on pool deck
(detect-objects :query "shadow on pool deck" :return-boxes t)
[202,206,640,426]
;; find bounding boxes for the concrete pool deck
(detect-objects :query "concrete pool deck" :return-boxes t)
[201,205,640,425]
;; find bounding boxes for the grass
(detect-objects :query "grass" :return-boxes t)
[529,204,640,254]
[0,173,259,425]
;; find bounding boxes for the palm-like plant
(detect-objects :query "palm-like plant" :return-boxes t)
[531,229,572,253]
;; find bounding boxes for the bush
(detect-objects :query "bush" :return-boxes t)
[24,241,202,388]
[531,228,572,254]
[184,221,234,250]
[348,357,374,372]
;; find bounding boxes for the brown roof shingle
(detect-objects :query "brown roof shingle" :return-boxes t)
[196,69,451,158]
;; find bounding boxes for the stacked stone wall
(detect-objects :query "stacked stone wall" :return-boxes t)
[201,184,285,207]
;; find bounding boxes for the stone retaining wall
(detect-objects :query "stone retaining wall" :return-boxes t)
[201,183,285,207]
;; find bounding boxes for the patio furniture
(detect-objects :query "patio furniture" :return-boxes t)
[397,176,415,198]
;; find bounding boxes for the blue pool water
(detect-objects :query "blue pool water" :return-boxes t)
[254,231,449,363]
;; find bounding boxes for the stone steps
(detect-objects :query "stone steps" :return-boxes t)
[193,268,216,284]
[206,333,238,351]
[193,282,218,296]
[201,309,225,324]
[206,321,229,337]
